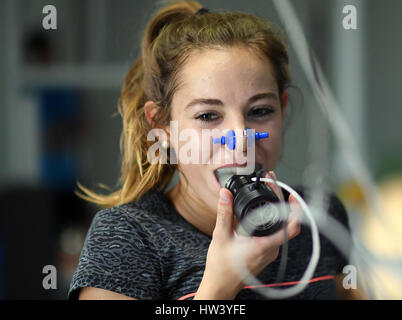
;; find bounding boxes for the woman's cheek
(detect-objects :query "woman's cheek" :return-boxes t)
[257,134,282,169]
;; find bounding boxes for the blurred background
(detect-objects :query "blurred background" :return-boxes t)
[0,0,401,299]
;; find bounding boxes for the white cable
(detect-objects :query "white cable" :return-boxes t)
[231,178,321,299]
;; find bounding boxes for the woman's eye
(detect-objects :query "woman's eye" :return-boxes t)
[195,107,273,123]
[248,107,274,118]
[195,112,219,122]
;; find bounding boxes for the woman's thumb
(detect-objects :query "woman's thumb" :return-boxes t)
[214,188,234,239]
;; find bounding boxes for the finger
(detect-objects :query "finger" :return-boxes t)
[286,212,301,239]
[253,227,287,251]
[264,171,283,200]
[214,188,234,240]
[288,194,300,210]
[288,194,302,223]
[254,212,301,250]
[287,211,300,225]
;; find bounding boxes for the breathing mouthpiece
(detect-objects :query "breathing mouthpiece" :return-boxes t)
[214,163,265,188]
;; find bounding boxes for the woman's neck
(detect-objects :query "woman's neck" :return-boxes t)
[165,181,216,237]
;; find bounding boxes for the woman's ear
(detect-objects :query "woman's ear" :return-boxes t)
[281,91,288,119]
[144,100,160,128]
[144,100,171,147]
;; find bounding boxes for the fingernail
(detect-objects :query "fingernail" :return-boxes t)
[220,189,230,203]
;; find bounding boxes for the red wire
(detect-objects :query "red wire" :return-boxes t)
[177,275,335,300]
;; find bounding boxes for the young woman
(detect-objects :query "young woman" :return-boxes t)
[69,0,350,300]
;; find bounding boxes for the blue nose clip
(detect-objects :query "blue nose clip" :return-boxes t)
[212,128,269,150]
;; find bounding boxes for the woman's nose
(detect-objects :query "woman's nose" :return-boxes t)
[212,128,248,152]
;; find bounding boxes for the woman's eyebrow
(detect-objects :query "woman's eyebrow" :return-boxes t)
[185,92,278,110]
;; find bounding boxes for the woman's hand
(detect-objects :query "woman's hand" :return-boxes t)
[194,172,301,300]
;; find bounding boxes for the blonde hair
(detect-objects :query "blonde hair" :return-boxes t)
[76,0,290,208]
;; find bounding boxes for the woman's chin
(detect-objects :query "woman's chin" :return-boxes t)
[203,172,222,195]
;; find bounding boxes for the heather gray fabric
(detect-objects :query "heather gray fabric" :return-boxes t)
[68,187,349,300]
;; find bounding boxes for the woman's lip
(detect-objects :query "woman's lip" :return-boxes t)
[213,163,248,171]
[212,163,247,189]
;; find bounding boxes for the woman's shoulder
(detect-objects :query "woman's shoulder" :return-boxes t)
[68,188,170,300]
[80,189,169,260]
[90,187,173,230]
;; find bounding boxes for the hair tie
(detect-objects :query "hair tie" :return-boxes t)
[195,8,210,15]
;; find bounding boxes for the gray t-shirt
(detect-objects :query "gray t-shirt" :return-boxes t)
[68,187,349,300]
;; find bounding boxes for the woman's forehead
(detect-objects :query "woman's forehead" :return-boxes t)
[174,47,279,104]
